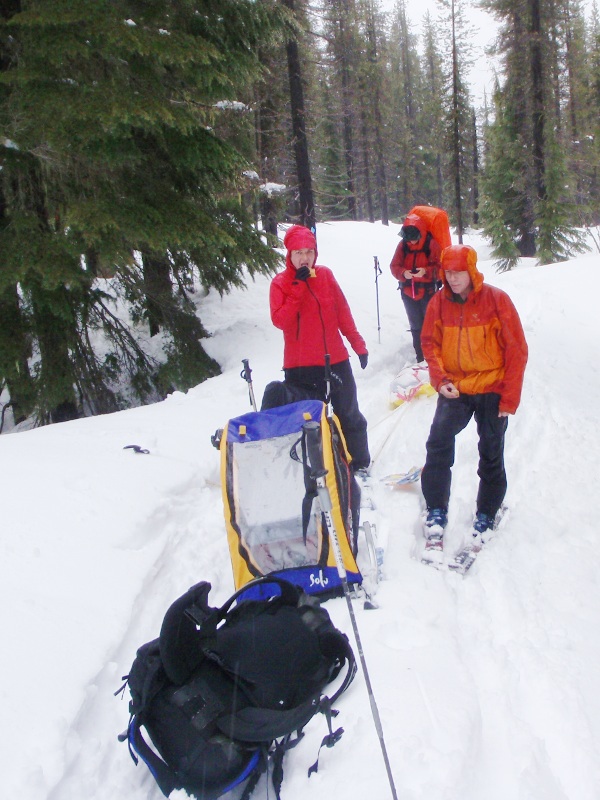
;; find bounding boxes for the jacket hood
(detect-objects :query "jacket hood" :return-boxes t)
[401,213,428,249]
[440,244,484,295]
[283,225,318,271]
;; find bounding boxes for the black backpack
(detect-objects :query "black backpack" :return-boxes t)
[117,576,356,800]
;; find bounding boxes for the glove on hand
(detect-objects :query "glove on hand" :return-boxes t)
[359,353,369,370]
[295,266,311,282]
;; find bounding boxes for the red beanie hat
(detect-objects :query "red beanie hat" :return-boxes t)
[283,225,317,269]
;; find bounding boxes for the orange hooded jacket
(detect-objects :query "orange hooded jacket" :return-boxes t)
[421,245,528,414]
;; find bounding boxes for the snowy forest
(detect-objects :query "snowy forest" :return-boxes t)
[1,0,599,429]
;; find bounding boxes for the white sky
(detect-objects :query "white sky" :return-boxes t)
[379,0,596,104]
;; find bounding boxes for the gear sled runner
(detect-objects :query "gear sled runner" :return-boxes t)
[216,399,365,600]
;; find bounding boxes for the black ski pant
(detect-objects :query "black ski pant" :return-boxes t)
[401,291,435,362]
[284,359,370,470]
[421,392,508,518]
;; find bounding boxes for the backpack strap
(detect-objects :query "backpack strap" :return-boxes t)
[160,581,215,684]
[126,717,181,798]
[423,231,432,257]
[270,733,305,800]
[307,696,345,778]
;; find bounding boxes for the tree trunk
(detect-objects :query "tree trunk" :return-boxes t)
[142,251,172,337]
[335,5,357,220]
[451,0,464,243]
[283,0,316,231]
[30,282,79,423]
[365,0,389,224]
[472,107,480,226]
[359,110,374,222]
[530,0,547,205]
[0,283,34,423]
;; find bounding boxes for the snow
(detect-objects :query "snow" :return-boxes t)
[2,221,600,800]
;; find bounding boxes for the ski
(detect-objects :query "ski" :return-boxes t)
[381,466,422,487]
[448,506,509,576]
[354,470,383,608]
[447,538,482,575]
[420,530,444,568]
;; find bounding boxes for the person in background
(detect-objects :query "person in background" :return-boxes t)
[268,224,371,472]
[390,212,442,363]
[420,243,528,542]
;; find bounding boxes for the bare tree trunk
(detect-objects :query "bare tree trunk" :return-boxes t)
[450,0,464,242]
[530,0,547,205]
[337,8,357,220]
[283,0,316,231]
[358,107,374,222]
[472,107,480,226]
[254,61,282,239]
[365,0,389,224]
[142,251,172,337]
[0,283,34,423]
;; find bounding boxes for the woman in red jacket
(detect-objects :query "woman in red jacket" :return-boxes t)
[268,225,370,471]
[390,212,442,362]
[420,244,528,542]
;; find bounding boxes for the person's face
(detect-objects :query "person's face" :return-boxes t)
[445,269,472,298]
[290,248,316,270]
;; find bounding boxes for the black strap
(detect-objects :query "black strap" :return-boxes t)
[328,634,357,703]
[128,718,180,798]
[299,428,319,545]
[307,697,345,778]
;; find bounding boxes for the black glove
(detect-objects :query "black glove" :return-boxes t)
[359,353,369,370]
[295,266,311,282]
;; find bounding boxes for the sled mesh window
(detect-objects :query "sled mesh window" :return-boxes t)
[230,432,322,573]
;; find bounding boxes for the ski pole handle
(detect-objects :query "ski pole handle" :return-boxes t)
[240,359,252,383]
[240,358,257,411]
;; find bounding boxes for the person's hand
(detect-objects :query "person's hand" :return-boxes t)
[440,382,460,399]
[295,266,311,282]
[498,410,510,417]
[359,353,369,370]
[403,270,413,281]
[412,267,427,279]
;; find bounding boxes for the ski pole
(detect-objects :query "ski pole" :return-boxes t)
[240,359,257,411]
[374,256,382,344]
[303,421,399,800]
[323,353,332,408]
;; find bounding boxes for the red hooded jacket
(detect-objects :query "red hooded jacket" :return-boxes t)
[390,214,442,301]
[270,226,367,368]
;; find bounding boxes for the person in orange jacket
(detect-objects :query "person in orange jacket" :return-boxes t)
[390,212,442,362]
[420,244,528,539]
[267,224,370,471]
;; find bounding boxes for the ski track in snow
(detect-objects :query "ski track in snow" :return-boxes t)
[3,223,600,800]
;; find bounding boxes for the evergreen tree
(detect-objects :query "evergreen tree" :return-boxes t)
[0,0,285,425]
[421,13,447,209]
[585,1,600,221]
[480,0,588,266]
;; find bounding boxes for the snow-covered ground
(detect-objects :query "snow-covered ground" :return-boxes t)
[2,222,600,800]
